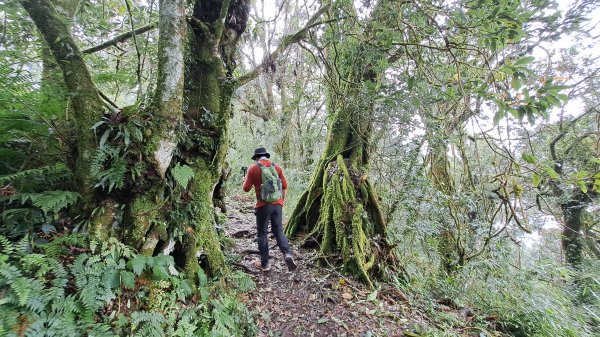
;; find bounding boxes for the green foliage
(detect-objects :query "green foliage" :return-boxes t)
[0,165,76,237]
[226,271,256,293]
[5,191,80,215]
[90,113,149,193]
[390,254,599,337]
[91,146,128,192]
[0,235,256,337]
[171,163,195,189]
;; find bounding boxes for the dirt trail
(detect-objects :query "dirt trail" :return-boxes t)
[225,195,423,337]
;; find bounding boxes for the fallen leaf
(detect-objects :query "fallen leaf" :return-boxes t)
[342,292,353,300]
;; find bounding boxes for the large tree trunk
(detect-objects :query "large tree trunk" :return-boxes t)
[39,0,81,120]
[559,194,590,268]
[285,9,391,286]
[125,0,188,258]
[22,0,104,208]
[426,135,462,273]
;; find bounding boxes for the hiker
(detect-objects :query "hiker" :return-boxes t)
[243,147,297,272]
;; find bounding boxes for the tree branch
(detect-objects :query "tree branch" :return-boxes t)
[82,23,157,54]
[235,3,331,88]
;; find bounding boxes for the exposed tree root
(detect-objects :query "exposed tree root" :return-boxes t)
[287,155,393,287]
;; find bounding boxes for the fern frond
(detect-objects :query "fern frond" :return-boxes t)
[0,165,71,186]
[42,234,88,258]
[91,147,127,192]
[14,235,30,254]
[0,167,47,185]
[0,262,23,281]
[4,191,80,215]
[0,235,13,258]
[171,164,194,189]
[20,253,49,277]
[131,311,166,337]
[11,277,32,306]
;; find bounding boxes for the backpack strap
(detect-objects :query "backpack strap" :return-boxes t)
[255,162,275,169]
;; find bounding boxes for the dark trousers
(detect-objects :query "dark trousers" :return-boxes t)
[255,204,291,266]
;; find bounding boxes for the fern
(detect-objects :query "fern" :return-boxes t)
[0,165,71,187]
[227,271,256,293]
[3,191,80,215]
[42,234,88,258]
[171,163,194,189]
[91,146,127,192]
[28,191,79,214]
[0,167,48,185]
[0,235,13,258]
[13,235,30,253]
[20,253,49,277]
[0,233,257,337]
[11,277,32,306]
[131,311,165,337]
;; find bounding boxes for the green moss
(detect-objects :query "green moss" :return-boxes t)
[126,192,163,251]
[295,154,382,287]
[185,159,227,277]
[89,198,118,241]
[179,228,199,279]
[139,232,159,256]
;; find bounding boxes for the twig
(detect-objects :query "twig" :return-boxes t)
[234,262,259,274]
[98,90,119,109]
[125,0,143,100]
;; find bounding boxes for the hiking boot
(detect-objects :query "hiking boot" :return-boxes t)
[254,259,271,272]
[284,253,297,271]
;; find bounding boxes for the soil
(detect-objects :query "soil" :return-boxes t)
[225,194,428,337]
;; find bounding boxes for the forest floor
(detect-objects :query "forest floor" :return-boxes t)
[224,194,437,337]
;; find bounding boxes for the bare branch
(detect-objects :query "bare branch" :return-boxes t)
[235,3,331,88]
[82,23,157,55]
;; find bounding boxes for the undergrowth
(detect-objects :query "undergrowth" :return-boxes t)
[391,248,600,337]
[0,235,257,337]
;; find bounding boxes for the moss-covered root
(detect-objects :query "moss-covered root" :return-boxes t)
[125,191,165,254]
[284,190,309,237]
[89,198,119,242]
[184,160,227,279]
[314,155,380,287]
[285,159,327,237]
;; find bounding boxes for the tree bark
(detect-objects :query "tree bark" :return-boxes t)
[285,6,393,286]
[560,197,586,268]
[426,134,462,273]
[124,0,186,259]
[22,0,103,208]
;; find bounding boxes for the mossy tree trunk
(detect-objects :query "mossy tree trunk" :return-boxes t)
[39,0,81,120]
[22,0,104,207]
[561,199,586,268]
[426,132,462,273]
[548,118,598,269]
[285,4,396,287]
[124,0,188,258]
